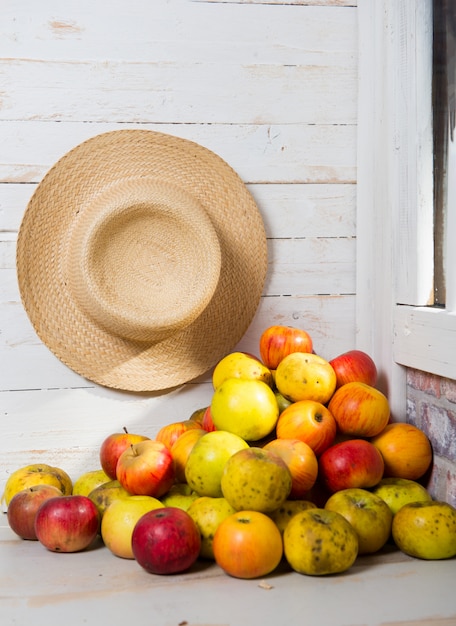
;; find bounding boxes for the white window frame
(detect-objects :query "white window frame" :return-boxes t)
[357,0,456,420]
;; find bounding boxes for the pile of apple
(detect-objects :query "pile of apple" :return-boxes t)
[3,324,456,579]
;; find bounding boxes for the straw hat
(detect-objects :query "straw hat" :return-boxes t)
[16,130,267,391]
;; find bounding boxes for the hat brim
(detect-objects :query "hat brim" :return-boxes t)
[16,130,268,392]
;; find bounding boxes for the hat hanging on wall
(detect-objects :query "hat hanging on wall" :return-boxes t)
[16,130,268,392]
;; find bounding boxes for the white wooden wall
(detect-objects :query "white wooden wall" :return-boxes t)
[0,0,358,499]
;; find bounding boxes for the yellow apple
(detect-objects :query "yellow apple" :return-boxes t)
[160,483,200,511]
[221,447,292,513]
[185,430,249,497]
[88,479,132,517]
[211,378,279,441]
[2,463,72,507]
[269,499,318,534]
[371,477,432,515]
[324,488,393,554]
[186,496,237,559]
[392,501,456,560]
[275,352,337,404]
[212,351,274,390]
[101,495,164,559]
[283,508,358,575]
[72,469,111,497]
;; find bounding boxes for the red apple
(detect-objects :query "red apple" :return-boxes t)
[116,439,175,498]
[131,507,201,574]
[100,428,150,480]
[318,439,384,493]
[7,485,63,540]
[329,349,378,388]
[34,495,100,552]
[327,381,390,438]
[259,325,313,370]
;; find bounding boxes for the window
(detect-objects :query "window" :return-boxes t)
[357,1,456,419]
[433,0,456,308]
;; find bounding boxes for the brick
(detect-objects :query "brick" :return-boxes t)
[441,377,456,404]
[421,402,456,460]
[406,396,419,427]
[406,368,441,398]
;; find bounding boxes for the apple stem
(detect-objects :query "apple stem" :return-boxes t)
[123,427,129,434]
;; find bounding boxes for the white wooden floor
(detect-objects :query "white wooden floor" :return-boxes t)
[1,518,455,626]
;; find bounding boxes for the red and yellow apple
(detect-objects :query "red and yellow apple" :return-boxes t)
[329,349,378,388]
[116,440,175,499]
[263,438,318,498]
[328,381,390,438]
[276,400,337,457]
[34,495,100,553]
[99,428,150,480]
[170,428,206,483]
[370,422,433,480]
[155,419,203,451]
[318,439,384,492]
[259,325,313,370]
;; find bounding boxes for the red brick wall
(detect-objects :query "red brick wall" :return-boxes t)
[406,368,456,507]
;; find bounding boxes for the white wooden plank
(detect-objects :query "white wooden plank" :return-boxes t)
[356,0,406,416]
[0,60,356,125]
[1,183,356,237]
[266,236,355,295]
[394,306,456,381]
[196,1,356,5]
[0,121,357,184]
[1,2,357,65]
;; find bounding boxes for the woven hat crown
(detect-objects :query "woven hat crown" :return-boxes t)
[66,179,221,343]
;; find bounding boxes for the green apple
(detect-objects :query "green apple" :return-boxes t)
[371,477,432,515]
[101,495,164,559]
[324,488,393,554]
[392,501,456,560]
[72,469,111,497]
[221,447,292,513]
[283,508,358,575]
[211,378,279,441]
[269,499,317,534]
[185,430,249,497]
[88,479,132,517]
[187,496,236,559]
[160,483,200,511]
